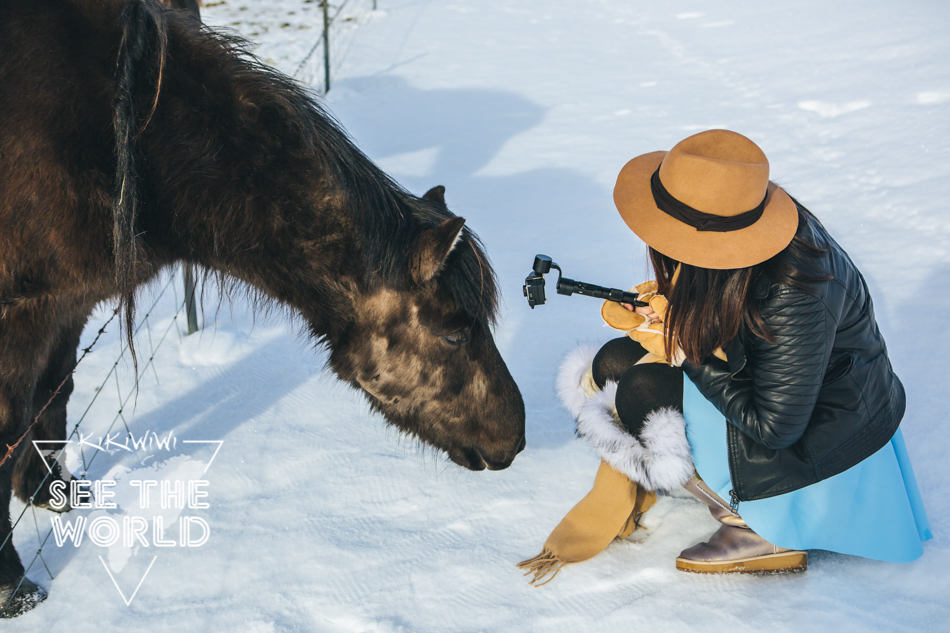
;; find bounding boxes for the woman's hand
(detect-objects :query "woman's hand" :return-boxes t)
[623,303,660,322]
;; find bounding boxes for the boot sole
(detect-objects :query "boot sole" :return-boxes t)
[675,551,807,574]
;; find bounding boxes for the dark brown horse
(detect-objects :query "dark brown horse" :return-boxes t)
[160,0,200,15]
[0,0,524,616]
[162,0,200,14]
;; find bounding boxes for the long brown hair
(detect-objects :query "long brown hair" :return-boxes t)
[654,203,832,365]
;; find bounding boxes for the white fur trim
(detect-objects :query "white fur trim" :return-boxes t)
[576,388,693,491]
[555,346,693,491]
[555,345,599,418]
[635,406,695,490]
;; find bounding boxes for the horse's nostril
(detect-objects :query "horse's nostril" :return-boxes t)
[476,446,517,471]
[449,446,486,471]
[450,441,523,472]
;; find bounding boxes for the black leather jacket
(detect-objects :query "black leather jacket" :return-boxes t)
[683,213,905,502]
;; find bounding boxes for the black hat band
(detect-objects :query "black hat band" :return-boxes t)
[650,167,767,233]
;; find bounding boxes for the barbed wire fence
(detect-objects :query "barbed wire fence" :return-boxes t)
[2,3,376,616]
[292,0,378,91]
[0,267,196,617]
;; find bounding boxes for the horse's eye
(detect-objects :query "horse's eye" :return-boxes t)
[441,330,468,346]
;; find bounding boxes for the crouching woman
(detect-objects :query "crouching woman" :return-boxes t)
[523,129,931,581]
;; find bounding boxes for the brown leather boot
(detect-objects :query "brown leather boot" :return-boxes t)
[675,475,807,574]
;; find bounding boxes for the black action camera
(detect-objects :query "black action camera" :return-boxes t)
[523,254,648,309]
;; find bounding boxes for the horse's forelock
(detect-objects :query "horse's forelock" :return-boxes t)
[417,201,499,327]
[441,229,499,327]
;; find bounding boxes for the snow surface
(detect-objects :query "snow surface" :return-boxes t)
[7,0,950,630]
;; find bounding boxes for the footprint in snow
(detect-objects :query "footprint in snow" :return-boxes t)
[798,100,871,118]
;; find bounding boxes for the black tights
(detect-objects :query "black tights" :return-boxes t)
[591,337,684,438]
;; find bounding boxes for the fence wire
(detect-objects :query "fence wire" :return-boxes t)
[3,1,377,617]
[293,0,377,91]
[1,267,194,617]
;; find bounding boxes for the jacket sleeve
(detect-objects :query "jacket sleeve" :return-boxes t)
[682,288,837,450]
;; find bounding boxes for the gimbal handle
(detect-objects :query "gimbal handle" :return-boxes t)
[556,278,647,306]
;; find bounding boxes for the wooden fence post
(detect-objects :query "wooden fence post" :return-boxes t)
[184,265,199,335]
[322,0,331,93]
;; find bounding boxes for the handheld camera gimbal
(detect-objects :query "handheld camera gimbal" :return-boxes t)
[523,254,648,309]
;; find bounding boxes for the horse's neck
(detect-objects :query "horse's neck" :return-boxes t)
[175,173,368,333]
[138,21,419,337]
[145,116,362,334]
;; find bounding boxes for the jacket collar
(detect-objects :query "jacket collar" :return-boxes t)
[752,272,772,299]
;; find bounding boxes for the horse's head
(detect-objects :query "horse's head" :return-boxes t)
[328,187,525,471]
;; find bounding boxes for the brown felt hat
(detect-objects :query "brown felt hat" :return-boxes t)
[613,129,799,269]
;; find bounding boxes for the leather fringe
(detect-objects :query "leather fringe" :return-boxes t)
[516,549,566,587]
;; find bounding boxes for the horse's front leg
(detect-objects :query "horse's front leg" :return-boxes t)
[0,385,32,604]
[0,303,67,615]
[11,316,87,510]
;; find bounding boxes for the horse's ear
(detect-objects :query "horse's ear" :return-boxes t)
[422,185,446,206]
[411,216,466,284]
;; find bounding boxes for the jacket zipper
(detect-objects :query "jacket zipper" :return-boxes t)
[726,426,741,514]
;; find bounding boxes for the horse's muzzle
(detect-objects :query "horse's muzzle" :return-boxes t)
[450,434,526,471]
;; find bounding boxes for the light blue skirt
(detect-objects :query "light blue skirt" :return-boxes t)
[684,377,932,562]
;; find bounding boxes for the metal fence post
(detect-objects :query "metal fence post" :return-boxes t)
[322,0,331,93]
[183,265,199,335]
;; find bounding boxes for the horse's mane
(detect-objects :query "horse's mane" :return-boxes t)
[114,0,498,337]
[212,37,500,327]
[183,11,500,327]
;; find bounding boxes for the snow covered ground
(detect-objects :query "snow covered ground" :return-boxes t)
[7,0,950,630]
